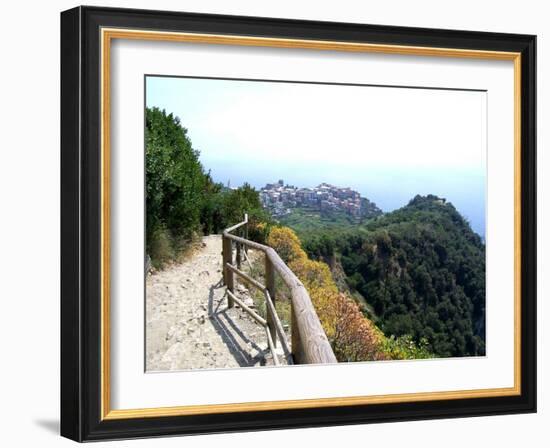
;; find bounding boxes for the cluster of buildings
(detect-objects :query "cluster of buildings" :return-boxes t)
[260,179,382,219]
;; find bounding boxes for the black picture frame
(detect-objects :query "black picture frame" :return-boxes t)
[61,5,536,442]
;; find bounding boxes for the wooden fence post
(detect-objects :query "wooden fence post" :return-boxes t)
[265,255,276,347]
[244,213,249,255]
[236,241,242,270]
[222,235,234,308]
[291,304,303,363]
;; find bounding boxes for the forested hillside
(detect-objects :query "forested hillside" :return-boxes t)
[265,226,432,362]
[302,195,486,358]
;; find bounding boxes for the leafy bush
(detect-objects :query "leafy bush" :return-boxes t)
[381,335,432,360]
[267,227,307,263]
[145,107,271,267]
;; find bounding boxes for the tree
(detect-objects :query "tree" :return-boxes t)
[145,107,207,244]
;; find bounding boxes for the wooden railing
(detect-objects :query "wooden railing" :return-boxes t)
[222,215,337,365]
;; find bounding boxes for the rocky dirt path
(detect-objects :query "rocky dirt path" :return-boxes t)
[146,234,285,371]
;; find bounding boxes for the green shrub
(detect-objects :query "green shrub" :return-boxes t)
[145,107,271,268]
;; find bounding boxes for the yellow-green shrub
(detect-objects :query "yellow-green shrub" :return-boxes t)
[267,225,390,362]
[267,226,307,263]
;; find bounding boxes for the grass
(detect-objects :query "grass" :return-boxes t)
[278,206,370,240]
[148,227,202,271]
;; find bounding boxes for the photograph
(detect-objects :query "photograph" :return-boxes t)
[144,76,487,372]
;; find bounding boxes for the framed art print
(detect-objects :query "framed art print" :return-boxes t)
[60,6,536,441]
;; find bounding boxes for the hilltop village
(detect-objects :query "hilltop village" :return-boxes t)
[259,180,382,219]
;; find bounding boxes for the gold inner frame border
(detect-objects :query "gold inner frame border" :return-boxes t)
[99,27,522,420]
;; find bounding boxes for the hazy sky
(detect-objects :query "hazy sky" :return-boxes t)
[146,76,487,237]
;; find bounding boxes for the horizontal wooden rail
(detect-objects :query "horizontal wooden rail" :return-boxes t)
[227,262,293,364]
[226,263,266,293]
[224,219,249,234]
[226,290,267,327]
[222,216,337,365]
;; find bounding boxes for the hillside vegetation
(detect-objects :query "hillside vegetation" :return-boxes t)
[302,195,486,358]
[265,227,432,361]
[279,207,374,238]
[145,107,269,267]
